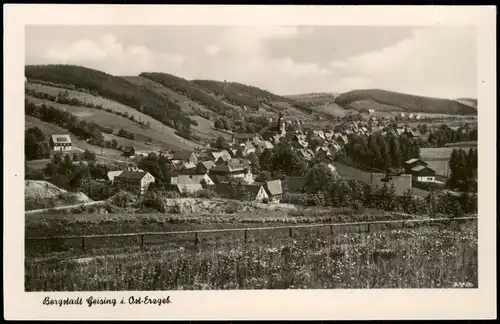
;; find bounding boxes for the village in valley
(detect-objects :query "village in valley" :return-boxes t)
[23,26,479,292]
[34,107,474,207]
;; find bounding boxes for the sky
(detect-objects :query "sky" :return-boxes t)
[25,25,476,99]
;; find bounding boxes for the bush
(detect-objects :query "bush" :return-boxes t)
[111,191,137,208]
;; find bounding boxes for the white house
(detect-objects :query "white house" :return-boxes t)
[50,134,72,151]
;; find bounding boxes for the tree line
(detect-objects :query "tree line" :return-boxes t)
[25,65,192,133]
[425,124,477,147]
[448,148,478,192]
[342,133,420,172]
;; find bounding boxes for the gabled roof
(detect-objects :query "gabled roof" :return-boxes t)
[51,134,72,144]
[199,160,215,170]
[172,150,195,161]
[265,180,283,196]
[411,165,431,172]
[116,171,150,181]
[182,162,196,169]
[107,171,123,181]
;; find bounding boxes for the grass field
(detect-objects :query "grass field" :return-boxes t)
[420,147,455,160]
[189,116,233,141]
[26,83,200,150]
[309,103,348,118]
[25,115,127,159]
[25,219,477,290]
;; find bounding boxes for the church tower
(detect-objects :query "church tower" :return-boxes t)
[277,111,286,136]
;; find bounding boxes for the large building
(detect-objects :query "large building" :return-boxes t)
[209,158,253,183]
[50,134,72,152]
[113,171,155,196]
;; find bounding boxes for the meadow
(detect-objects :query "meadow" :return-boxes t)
[25,220,477,290]
[26,83,199,150]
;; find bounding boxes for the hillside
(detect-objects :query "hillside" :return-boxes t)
[192,79,314,115]
[25,85,199,150]
[24,65,193,132]
[455,98,478,109]
[138,72,244,121]
[335,89,477,115]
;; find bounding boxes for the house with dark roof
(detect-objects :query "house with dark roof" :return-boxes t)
[370,173,412,196]
[197,160,215,173]
[405,129,422,138]
[212,182,269,201]
[410,165,436,183]
[233,133,260,146]
[210,158,253,183]
[263,179,283,202]
[50,134,72,151]
[171,150,198,164]
[114,171,155,196]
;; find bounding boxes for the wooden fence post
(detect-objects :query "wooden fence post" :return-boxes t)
[330,225,333,236]
[194,232,199,246]
[289,227,293,238]
[244,230,248,244]
[367,223,371,233]
[140,235,145,251]
[81,237,85,252]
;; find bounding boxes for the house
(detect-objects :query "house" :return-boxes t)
[370,173,412,196]
[257,140,274,152]
[135,150,159,157]
[410,166,436,182]
[50,134,72,151]
[396,128,406,136]
[171,174,215,188]
[114,171,155,196]
[312,130,325,140]
[264,179,283,202]
[324,131,335,141]
[404,158,428,172]
[171,151,197,164]
[123,146,135,158]
[244,141,256,154]
[297,149,313,161]
[213,182,269,201]
[406,129,422,138]
[197,160,215,173]
[233,133,258,146]
[181,162,197,171]
[336,134,348,145]
[368,109,375,114]
[209,158,253,183]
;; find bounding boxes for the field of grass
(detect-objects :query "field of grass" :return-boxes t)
[420,147,455,160]
[25,220,477,290]
[26,115,130,160]
[346,99,404,112]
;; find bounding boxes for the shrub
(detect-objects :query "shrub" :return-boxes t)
[111,191,137,208]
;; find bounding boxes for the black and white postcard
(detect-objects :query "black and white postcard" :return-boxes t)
[3,4,496,320]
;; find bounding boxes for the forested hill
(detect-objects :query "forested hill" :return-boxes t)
[334,89,477,115]
[24,65,192,132]
[191,79,313,114]
[138,72,244,121]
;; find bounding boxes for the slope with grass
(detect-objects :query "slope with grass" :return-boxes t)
[121,76,214,117]
[335,89,477,115]
[24,65,193,131]
[25,115,126,159]
[192,79,314,115]
[139,72,245,120]
[25,93,199,150]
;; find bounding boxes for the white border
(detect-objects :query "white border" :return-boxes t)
[3,4,497,320]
